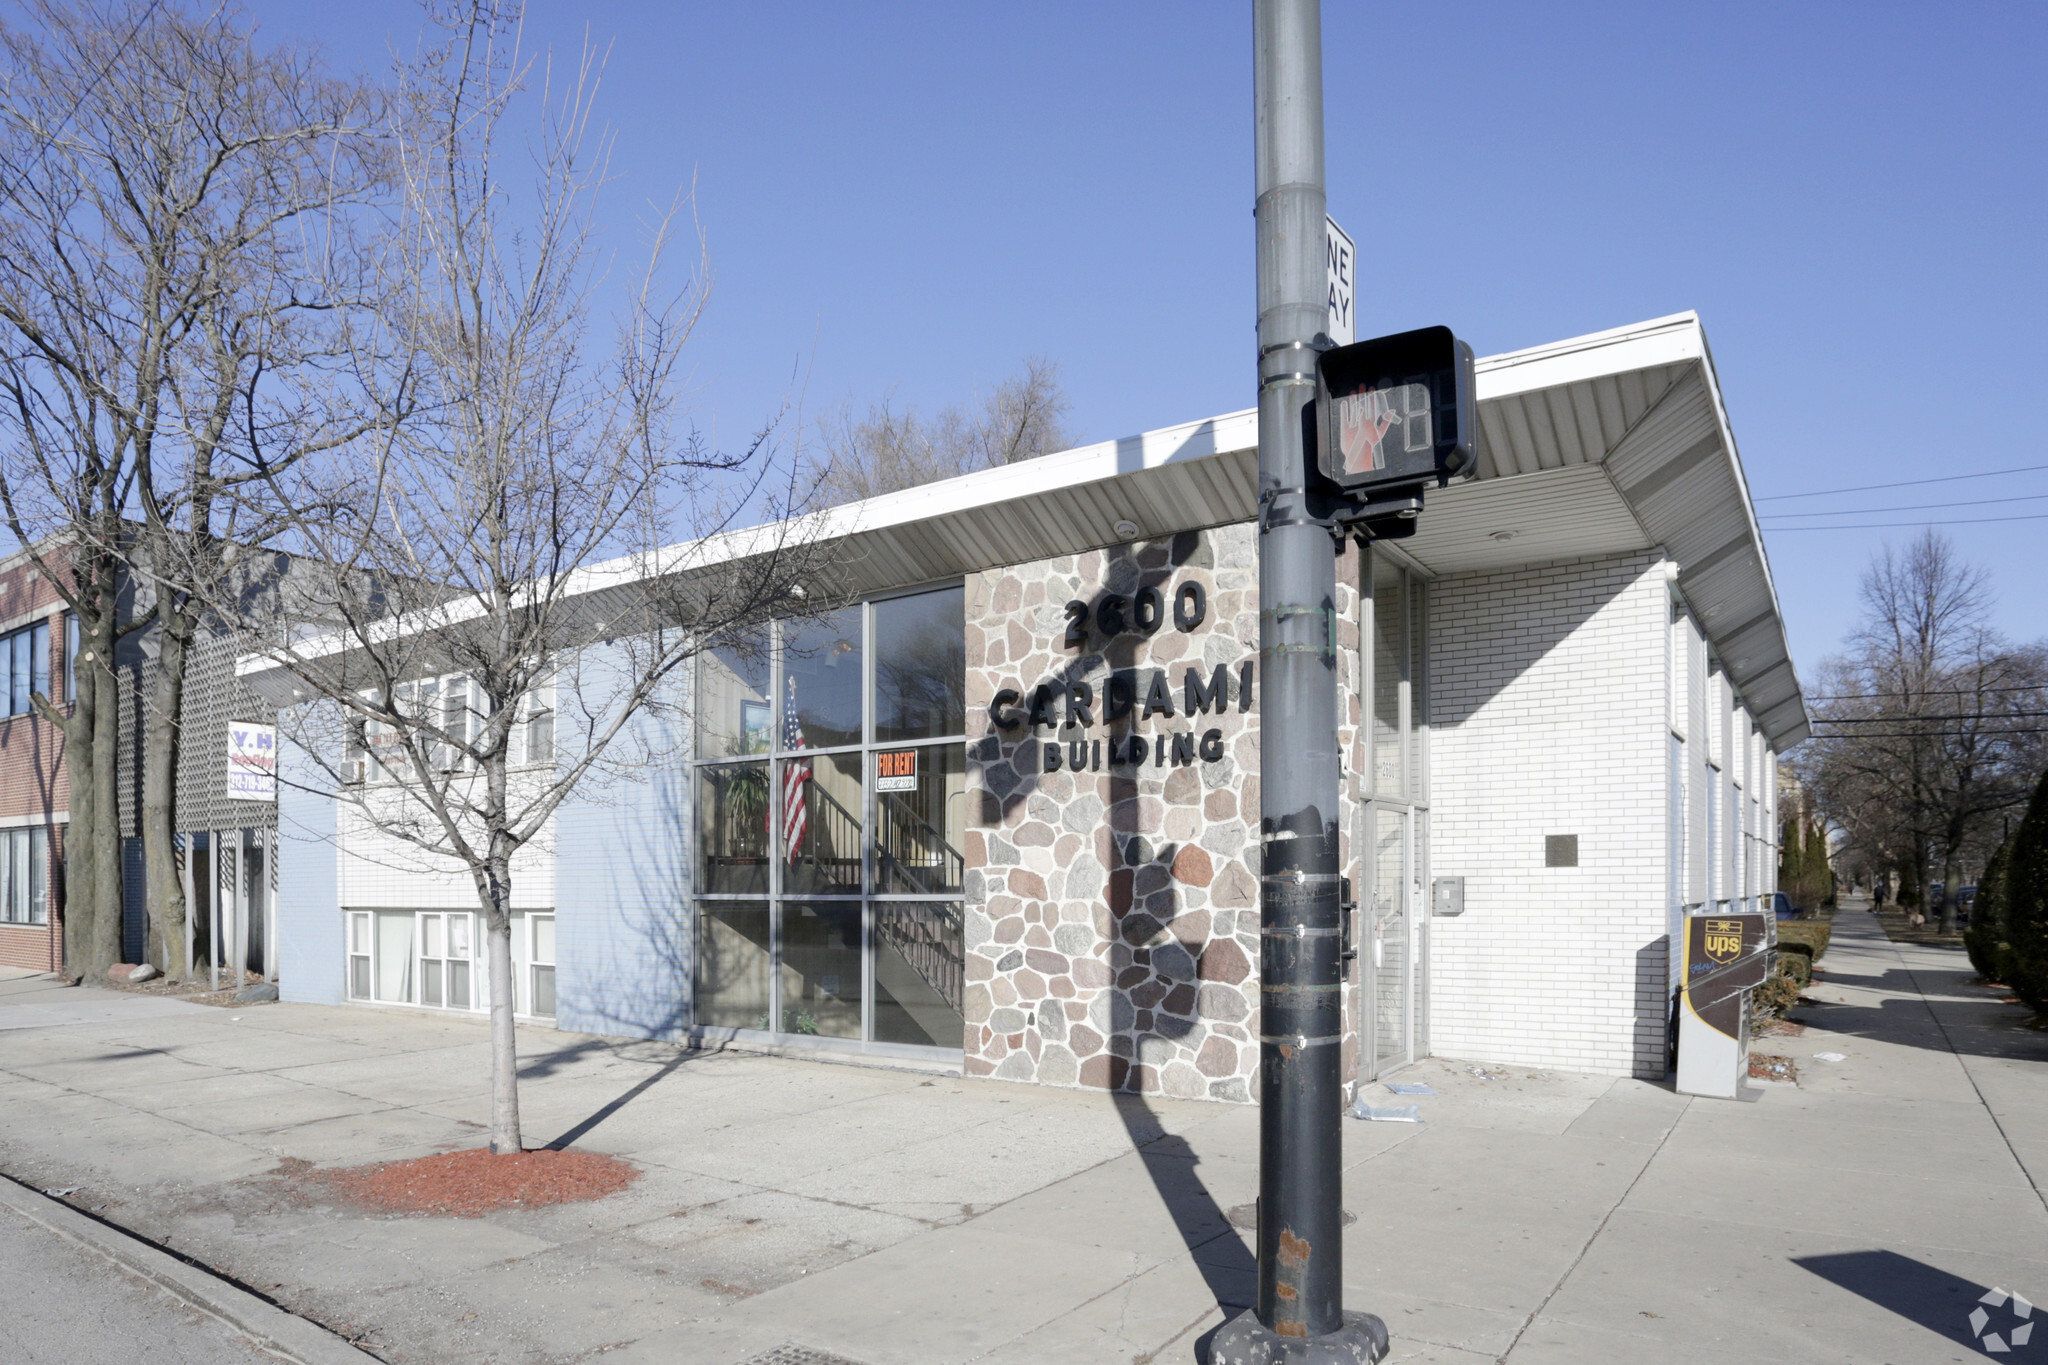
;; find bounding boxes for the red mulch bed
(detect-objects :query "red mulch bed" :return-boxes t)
[306,1148,638,1218]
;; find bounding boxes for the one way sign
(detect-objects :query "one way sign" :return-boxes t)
[1326,216,1354,345]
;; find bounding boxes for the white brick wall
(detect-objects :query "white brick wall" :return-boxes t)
[1428,551,1672,1077]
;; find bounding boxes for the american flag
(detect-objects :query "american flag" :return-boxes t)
[780,674,810,864]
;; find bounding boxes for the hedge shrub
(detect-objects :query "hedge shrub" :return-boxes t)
[1965,841,2012,984]
[1776,921,1831,961]
[2000,766,2048,1012]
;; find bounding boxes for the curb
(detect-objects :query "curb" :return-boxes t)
[0,1173,379,1364]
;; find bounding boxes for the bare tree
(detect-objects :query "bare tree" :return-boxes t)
[0,0,381,979]
[1799,531,2048,933]
[811,356,1069,505]
[238,1,824,1156]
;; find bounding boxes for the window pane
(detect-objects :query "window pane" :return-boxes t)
[779,902,861,1039]
[375,910,414,1002]
[533,964,556,1017]
[533,915,555,964]
[698,635,771,759]
[694,900,769,1029]
[30,622,48,702]
[782,608,862,749]
[783,751,862,895]
[527,695,554,765]
[1372,806,1408,1072]
[873,587,964,741]
[873,744,965,895]
[1408,579,1425,800]
[11,630,27,714]
[350,956,370,999]
[443,677,470,767]
[697,762,770,893]
[350,913,368,954]
[448,915,470,958]
[873,901,964,1047]
[422,959,443,1008]
[30,827,46,924]
[64,614,76,701]
[1371,555,1403,797]
[0,830,15,922]
[12,832,26,923]
[448,960,471,1010]
[423,914,444,958]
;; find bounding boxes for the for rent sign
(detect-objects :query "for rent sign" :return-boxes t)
[227,722,277,802]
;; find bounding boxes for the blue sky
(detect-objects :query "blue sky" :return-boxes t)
[254,2,2048,679]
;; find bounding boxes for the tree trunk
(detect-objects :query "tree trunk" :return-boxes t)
[144,603,189,979]
[1937,848,1962,936]
[485,857,522,1155]
[86,613,124,977]
[59,724,95,980]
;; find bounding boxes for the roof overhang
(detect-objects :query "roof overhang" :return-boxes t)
[241,312,1806,747]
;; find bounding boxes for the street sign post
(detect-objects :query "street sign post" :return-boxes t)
[1212,3,1390,1361]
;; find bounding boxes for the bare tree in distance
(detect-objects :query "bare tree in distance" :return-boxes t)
[0,0,384,980]
[235,0,827,1156]
[811,356,1070,505]
[1799,530,2048,933]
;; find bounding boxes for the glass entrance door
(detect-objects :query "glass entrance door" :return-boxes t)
[1368,804,1414,1076]
[1361,549,1427,1081]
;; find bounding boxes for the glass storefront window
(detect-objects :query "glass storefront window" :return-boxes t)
[873,901,964,1047]
[1371,556,1405,798]
[698,762,770,893]
[872,743,965,895]
[874,586,965,740]
[699,634,772,759]
[783,751,863,895]
[783,607,863,749]
[693,589,966,1054]
[780,902,862,1039]
[696,901,771,1030]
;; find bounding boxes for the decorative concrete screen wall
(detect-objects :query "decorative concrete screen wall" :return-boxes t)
[962,526,1363,1102]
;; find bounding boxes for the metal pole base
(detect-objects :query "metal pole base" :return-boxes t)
[1210,1309,1389,1364]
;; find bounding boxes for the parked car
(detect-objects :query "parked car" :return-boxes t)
[1771,891,1801,921]
[1956,885,1977,926]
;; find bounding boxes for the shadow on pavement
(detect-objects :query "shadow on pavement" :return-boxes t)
[1793,1249,2010,1352]
[536,1048,699,1150]
[1110,1091,1256,1362]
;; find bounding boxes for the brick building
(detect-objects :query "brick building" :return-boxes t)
[0,546,71,972]
[256,311,1811,1093]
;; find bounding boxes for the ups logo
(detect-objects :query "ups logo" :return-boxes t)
[1703,919,1744,965]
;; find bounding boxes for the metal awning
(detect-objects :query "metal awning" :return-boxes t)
[781,311,1804,747]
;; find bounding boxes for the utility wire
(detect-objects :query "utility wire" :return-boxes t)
[1812,711,2048,723]
[1805,728,2048,738]
[1763,491,2048,519]
[1765,513,2048,531]
[1806,684,2048,701]
[1756,461,2048,502]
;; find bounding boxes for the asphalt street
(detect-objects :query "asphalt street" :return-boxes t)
[0,1201,282,1365]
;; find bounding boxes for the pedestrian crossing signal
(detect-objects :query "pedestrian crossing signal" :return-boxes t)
[1315,326,1477,496]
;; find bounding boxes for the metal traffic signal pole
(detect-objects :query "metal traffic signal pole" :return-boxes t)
[1212,2,1388,1361]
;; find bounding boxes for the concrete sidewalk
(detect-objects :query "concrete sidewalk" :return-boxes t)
[0,907,2041,1364]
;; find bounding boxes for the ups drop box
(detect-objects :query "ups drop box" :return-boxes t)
[1676,912,1770,1100]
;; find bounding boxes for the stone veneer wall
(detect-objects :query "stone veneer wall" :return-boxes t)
[961,525,1364,1103]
